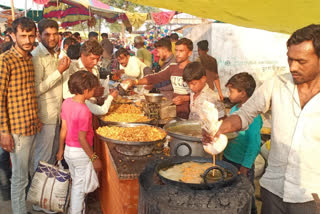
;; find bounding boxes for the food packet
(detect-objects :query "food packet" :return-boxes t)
[199,101,227,155]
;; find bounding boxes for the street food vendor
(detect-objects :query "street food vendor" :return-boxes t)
[182,61,225,120]
[203,24,320,214]
[122,38,193,119]
[115,48,152,80]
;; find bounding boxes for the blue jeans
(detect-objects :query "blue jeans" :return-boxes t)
[33,124,60,172]
[223,156,257,214]
[0,147,11,201]
[10,134,36,214]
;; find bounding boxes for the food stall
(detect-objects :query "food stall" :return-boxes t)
[93,94,171,214]
[93,92,256,214]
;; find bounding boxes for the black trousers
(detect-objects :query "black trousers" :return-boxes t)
[223,156,257,214]
[261,187,318,214]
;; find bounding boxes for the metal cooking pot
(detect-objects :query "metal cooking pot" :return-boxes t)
[170,138,208,157]
[164,120,239,157]
[164,120,206,157]
[144,93,164,103]
[155,156,238,190]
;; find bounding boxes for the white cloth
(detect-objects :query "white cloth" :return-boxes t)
[120,56,146,79]
[84,161,99,194]
[64,145,99,214]
[32,43,62,124]
[85,95,113,115]
[59,49,67,59]
[235,73,320,203]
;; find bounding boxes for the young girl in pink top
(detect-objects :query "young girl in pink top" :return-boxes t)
[56,70,102,214]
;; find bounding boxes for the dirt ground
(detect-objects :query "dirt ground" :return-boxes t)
[0,191,102,214]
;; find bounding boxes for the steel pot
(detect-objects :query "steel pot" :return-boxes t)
[164,120,206,157]
[169,138,208,157]
[164,120,239,157]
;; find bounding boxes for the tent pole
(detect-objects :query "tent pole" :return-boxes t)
[121,22,125,45]
[25,0,28,16]
[98,16,102,40]
[10,0,15,21]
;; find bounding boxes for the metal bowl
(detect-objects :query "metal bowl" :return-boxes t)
[96,123,167,156]
[144,93,164,103]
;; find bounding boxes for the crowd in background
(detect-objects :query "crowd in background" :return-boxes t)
[1,16,319,214]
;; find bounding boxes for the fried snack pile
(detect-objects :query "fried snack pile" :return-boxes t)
[159,162,214,184]
[102,113,150,123]
[96,126,166,142]
[102,104,151,122]
[180,162,213,183]
[109,104,143,114]
[113,96,132,104]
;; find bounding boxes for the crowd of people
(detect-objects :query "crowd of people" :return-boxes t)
[0,16,319,214]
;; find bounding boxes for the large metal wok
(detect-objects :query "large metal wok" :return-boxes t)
[155,156,238,190]
[96,123,166,156]
[164,120,239,157]
[164,120,239,141]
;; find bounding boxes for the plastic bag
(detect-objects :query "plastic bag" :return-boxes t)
[200,101,227,155]
[100,75,110,98]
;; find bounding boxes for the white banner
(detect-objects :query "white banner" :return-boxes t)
[183,23,290,96]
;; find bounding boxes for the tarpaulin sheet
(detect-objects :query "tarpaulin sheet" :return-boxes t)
[128,0,320,34]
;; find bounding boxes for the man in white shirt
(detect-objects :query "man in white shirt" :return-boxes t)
[204,24,320,214]
[115,48,152,80]
[32,19,71,171]
[63,40,116,115]
[32,19,71,214]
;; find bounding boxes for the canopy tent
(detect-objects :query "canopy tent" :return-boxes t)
[127,0,320,34]
[0,9,24,26]
[42,0,132,30]
[43,1,91,28]
[0,1,43,22]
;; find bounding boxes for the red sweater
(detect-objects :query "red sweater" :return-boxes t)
[145,63,190,119]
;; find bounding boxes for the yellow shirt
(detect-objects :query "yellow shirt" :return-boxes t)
[137,47,152,67]
[171,42,176,56]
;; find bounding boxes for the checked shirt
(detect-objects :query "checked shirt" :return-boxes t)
[0,47,40,136]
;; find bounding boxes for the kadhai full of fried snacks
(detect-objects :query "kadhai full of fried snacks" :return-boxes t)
[108,104,143,114]
[96,125,167,143]
[101,104,151,123]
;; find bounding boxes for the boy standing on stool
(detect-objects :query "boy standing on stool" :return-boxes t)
[223,72,263,214]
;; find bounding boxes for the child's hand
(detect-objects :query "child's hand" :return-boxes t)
[56,150,64,161]
[93,159,103,173]
[239,166,249,177]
